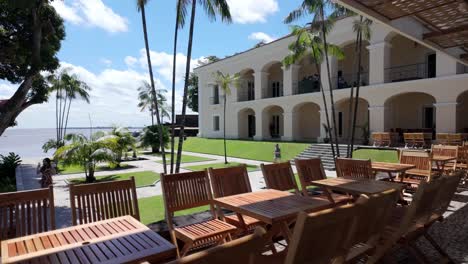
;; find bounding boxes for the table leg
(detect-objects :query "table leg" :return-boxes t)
[279,222,293,244]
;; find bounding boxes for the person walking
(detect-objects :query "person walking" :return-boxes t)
[39,158,56,188]
[274,144,281,163]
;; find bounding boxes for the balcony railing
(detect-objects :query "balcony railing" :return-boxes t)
[263,81,284,99]
[385,63,429,83]
[237,81,255,102]
[293,76,321,95]
[332,72,369,90]
[210,96,220,105]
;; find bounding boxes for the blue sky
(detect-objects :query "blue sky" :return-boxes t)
[1,0,310,128]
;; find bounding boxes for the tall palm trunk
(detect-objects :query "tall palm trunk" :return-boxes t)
[176,0,197,172]
[140,5,167,174]
[60,95,68,143]
[55,88,60,144]
[223,94,228,164]
[311,46,335,157]
[170,0,182,174]
[346,31,361,157]
[63,97,72,140]
[320,6,340,157]
[350,20,364,156]
[150,108,154,126]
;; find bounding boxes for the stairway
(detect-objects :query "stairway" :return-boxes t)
[293,144,358,170]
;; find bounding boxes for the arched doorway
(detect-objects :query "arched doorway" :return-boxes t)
[384,92,436,132]
[336,98,370,142]
[262,62,283,98]
[262,105,284,139]
[296,57,320,94]
[238,108,256,139]
[292,102,321,141]
[457,91,468,132]
[238,69,255,102]
[337,41,370,89]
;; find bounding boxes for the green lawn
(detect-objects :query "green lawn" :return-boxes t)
[152,154,214,164]
[68,171,160,187]
[59,163,134,175]
[179,138,309,162]
[138,195,209,225]
[183,162,259,172]
[352,149,399,163]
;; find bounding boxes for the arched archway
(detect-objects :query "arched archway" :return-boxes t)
[262,61,283,98]
[297,57,320,94]
[384,92,436,131]
[237,108,256,139]
[262,105,284,139]
[457,91,468,132]
[337,41,370,89]
[292,102,321,141]
[336,98,370,142]
[238,69,255,102]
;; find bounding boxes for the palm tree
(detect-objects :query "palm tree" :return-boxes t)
[175,0,232,172]
[214,71,240,164]
[55,133,116,183]
[100,127,137,167]
[349,16,372,157]
[137,81,169,126]
[285,0,347,157]
[137,0,167,173]
[283,26,344,157]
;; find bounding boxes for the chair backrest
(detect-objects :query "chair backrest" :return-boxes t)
[260,161,299,193]
[0,186,55,251]
[335,158,374,180]
[168,227,267,264]
[414,133,426,145]
[381,132,391,145]
[284,203,362,264]
[372,133,383,145]
[209,165,252,198]
[436,133,449,145]
[431,144,458,159]
[448,133,463,146]
[399,150,432,172]
[161,170,215,229]
[69,177,139,226]
[295,158,327,196]
[458,145,468,164]
[432,173,461,216]
[404,133,415,144]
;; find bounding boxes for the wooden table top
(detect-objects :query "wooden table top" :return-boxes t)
[312,178,404,196]
[432,156,457,162]
[1,216,176,264]
[371,162,416,173]
[213,189,331,225]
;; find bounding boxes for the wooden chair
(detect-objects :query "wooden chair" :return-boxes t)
[0,186,55,255]
[395,150,435,189]
[381,132,393,147]
[436,133,449,145]
[372,132,384,147]
[69,177,139,225]
[161,170,237,257]
[208,165,262,235]
[404,133,416,148]
[414,133,427,149]
[167,227,267,264]
[448,133,463,146]
[335,158,375,180]
[295,158,352,205]
[431,144,458,172]
[260,161,299,194]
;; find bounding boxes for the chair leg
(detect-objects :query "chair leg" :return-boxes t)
[424,233,455,264]
[180,241,193,257]
[169,230,180,258]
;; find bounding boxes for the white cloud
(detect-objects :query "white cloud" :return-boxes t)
[100,58,112,67]
[226,0,279,24]
[51,0,128,33]
[248,32,275,43]
[0,82,18,99]
[124,56,138,68]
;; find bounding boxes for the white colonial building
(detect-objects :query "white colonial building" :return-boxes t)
[194,16,468,143]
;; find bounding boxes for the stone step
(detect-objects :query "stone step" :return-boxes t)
[293,144,360,170]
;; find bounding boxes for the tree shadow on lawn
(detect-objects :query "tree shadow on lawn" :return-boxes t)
[58,164,137,175]
[67,175,120,185]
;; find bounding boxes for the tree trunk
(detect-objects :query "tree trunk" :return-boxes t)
[175,0,197,172]
[350,23,364,157]
[56,87,60,143]
[63,98,73,144]
[223,94,228,164]
[87,167,96,183]
[140,5,167,174]
[170,0,182,174]
[346,30,361,157]
[320,6,340,157]
[150,108,154,126]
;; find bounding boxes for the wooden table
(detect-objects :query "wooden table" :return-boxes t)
[432,156,457,175]
[1,216,176,264]
[214,189,331,244]
[312,178,404,197]
[372,162,416,181]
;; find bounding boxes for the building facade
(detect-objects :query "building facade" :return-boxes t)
[194,16,468,143]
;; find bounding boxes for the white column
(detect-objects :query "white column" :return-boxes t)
[436,51,458,77]
[254,71,269,100]
[281,112,294,141]
[254,109,265,140]
[434,102,457,133]
[282,64,300,96]
[368,105,385,133]
[321,57,338,91]
[367,42,392,85]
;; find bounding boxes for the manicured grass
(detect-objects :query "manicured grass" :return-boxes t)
[68,171,160,187]
[184,162,259,172]
[59,163,134,175]
[352,149,399,163]
[180,138,309,162]
[138,195,209,225]
[152,154,214,164]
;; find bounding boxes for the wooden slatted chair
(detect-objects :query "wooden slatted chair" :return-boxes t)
[404,133,416,148]
[161,170,237,257]
[335,158,375,180]
[381,132,392,147]
[431,144,458,172]
[372,132,384,147]
[436,133,449,145]
[0,186,55,256]
[295,158,352,205]
[414,133,427,149]
[260,161,300,194]
[69,177,139,225]
[167,227,267,264]
[448,133,463,146]
[395,150,436,189]
[208,165,262,235]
